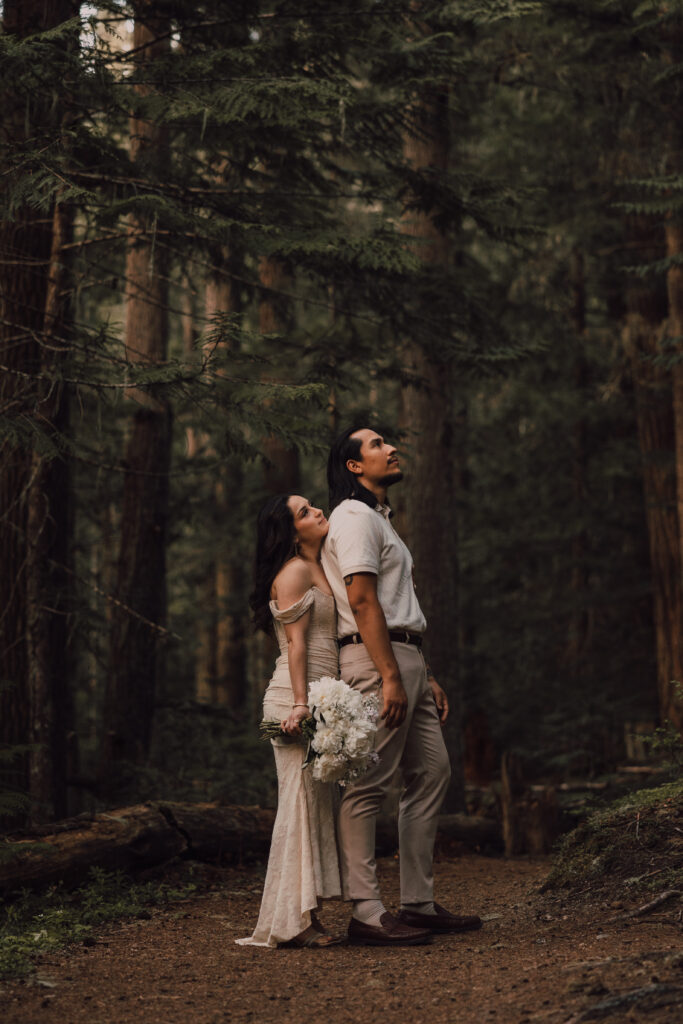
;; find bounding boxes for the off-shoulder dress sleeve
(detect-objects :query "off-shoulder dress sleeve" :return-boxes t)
[268,588,315,623]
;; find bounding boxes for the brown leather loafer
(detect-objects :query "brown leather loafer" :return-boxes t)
[397,903,482,933]
[347,911,432,946]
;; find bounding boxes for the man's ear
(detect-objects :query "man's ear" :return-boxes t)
[346,458,363,477]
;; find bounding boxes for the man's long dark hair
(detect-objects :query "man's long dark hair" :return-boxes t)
[327,426,377,512]
[249,494,296,634]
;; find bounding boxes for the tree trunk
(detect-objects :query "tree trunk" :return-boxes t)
[259,256,300,494]
[25,197,74,823]
[102,13,172,793]
[623,260,683,733]
[664,220,683,730]
[192,254,248,711]
[0,0,75,827]
[399,83,465,812]
[566,249,591,673]
[251,257,298,705]
[215,544,247,709]
[499,752,560,857]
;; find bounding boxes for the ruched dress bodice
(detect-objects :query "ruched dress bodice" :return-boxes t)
[262,586,339,720]
[236,585,341,948]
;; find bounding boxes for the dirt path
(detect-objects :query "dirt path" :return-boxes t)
[3,854,682,1024]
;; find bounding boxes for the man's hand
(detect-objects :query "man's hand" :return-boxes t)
[428,676,449,724]
[381,676,408,729]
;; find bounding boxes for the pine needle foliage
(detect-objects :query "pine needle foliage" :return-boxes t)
[3,0,673,820]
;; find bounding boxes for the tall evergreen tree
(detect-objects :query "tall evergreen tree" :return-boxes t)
[101,10,173,792]
[0,0,77,823]
[399,75,464,810]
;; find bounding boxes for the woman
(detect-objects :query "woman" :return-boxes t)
[236,494,344,948]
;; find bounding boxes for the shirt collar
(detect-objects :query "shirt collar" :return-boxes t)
[347,487,393,517]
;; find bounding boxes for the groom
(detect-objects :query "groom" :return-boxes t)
[322,426,482,945]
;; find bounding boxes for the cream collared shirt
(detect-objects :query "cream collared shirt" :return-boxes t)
[321,498,427,640]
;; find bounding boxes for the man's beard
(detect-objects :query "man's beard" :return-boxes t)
[379,470,403,488]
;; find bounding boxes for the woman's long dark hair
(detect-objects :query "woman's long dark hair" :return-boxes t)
[327,426,377,512]
[249,494,296,634]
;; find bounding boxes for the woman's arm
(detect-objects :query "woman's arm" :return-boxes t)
[273,561,313,734]
[281,614,311,733]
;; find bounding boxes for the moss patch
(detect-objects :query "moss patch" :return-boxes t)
[543,778,683,896]
[0,865,198,980]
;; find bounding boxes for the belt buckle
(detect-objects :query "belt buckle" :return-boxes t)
[352,633,360,645]
[404,630,411,644]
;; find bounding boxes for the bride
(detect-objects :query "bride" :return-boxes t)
[236,494,344,948]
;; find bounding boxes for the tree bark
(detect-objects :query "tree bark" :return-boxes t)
[399,82,465,812]
[623,262,683,733]
[259,256,300,494]
[25,197,74,823]
[499,752,560,857]
[215,547,247,709]
[566,249,591,673]
[204,259,247,711]
[102,12,172,792]
[663,219,683,730]
[0,0,75,826]
[251,256,298,702]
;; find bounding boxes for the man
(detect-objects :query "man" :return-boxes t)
[322,426,482,946]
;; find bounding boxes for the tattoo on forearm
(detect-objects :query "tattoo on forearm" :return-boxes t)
[344,574,354,587]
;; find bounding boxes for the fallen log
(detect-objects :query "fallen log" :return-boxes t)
[0,803,275,893]
[376,812,501,854]
[0,804,185,893]
[0,802,501,893]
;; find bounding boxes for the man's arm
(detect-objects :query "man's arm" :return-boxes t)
[423,658,449,725]
[344,572,407,729]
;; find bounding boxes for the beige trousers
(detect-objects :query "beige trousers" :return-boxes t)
[338,641,451,903]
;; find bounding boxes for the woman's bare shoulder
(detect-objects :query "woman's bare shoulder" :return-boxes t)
[272,558,313,601]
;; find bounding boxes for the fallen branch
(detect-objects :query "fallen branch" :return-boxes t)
[562,949,676,972]
[566,983,683,1022]
[607,890,681,924]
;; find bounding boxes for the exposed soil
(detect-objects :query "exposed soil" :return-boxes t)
[3,852,683,1024]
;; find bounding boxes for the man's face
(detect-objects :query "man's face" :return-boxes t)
[349,428,403,488]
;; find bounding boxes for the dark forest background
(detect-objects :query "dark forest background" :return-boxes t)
[2,0,683,830]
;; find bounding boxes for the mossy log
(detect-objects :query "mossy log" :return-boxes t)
[1,803,500,892]
[0,803,274,893]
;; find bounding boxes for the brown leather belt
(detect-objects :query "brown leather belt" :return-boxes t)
[338,630,423,649]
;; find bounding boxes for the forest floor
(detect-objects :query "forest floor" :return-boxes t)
[2,849,683,1024]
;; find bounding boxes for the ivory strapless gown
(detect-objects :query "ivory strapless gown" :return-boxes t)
[236,586,342,947]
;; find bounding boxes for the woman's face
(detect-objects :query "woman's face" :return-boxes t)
[287,495,328,548]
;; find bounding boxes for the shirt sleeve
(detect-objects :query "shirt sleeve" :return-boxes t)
[330,505,383,577]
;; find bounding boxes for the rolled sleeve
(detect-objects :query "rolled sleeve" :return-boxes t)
[330,506,383,578]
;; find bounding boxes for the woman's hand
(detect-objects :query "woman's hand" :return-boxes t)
[281,704,310,735]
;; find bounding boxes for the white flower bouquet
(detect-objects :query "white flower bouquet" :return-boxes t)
[260,676,380,785]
